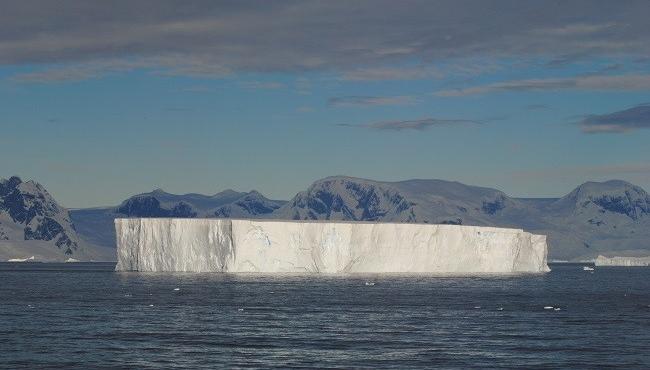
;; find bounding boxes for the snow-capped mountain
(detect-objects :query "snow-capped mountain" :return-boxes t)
[0,176,99,261]
[70,188,285,247]
[547,180,649,221]
[213,191,285,217]
[537,180,650,259]
[0,176,79,251]
[114,188,285,218]
[274,176,541,228]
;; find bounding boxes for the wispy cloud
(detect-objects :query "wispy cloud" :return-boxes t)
[12,56,233,83]
[12,59,147,83]
[239,81,285,90]
[525,104,549,110]
[339,118,479,131]
[339,62,502,81]
[179,86,214,93]
[340,66,443,81]
[578,103,650,133]
[436,74,650,96]
[328,95,417,107]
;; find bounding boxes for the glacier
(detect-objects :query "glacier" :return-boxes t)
[115,218,550,273]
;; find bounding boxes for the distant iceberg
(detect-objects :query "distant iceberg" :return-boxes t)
[594,255,650,267]
[115,218,550,273]
[7,256,35,262]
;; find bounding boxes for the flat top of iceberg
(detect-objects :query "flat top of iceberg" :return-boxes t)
[114,217,532,234]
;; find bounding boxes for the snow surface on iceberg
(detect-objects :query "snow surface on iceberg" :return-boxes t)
[115,218,549,273]
[594,255,650,267]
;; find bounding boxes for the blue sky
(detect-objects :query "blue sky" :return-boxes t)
[1,1,649,207]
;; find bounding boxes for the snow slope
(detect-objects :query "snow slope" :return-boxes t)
[115,218,549,273]
[0,176,112,261]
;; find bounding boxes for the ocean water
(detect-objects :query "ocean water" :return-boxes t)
[1,263,648,369]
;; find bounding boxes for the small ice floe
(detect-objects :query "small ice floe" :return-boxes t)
[544,306,554,310]
[173,288,180,291]
[364,282,376,286]
[583,266,595,271]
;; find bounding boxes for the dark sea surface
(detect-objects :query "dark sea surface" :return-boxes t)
[1,263,649,369]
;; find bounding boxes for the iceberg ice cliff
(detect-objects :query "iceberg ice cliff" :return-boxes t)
[115,218,549,273]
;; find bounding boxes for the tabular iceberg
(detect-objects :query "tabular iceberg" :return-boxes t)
[594,255,650,267]
[115,218,549,273]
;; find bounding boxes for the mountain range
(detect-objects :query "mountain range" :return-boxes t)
[70,188,286,248]
[2,175,649,261]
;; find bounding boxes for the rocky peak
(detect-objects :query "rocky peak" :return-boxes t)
[0,175,79,255]
[214,190,283,217]
[115,195,198,218]
[282,176,415,221]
